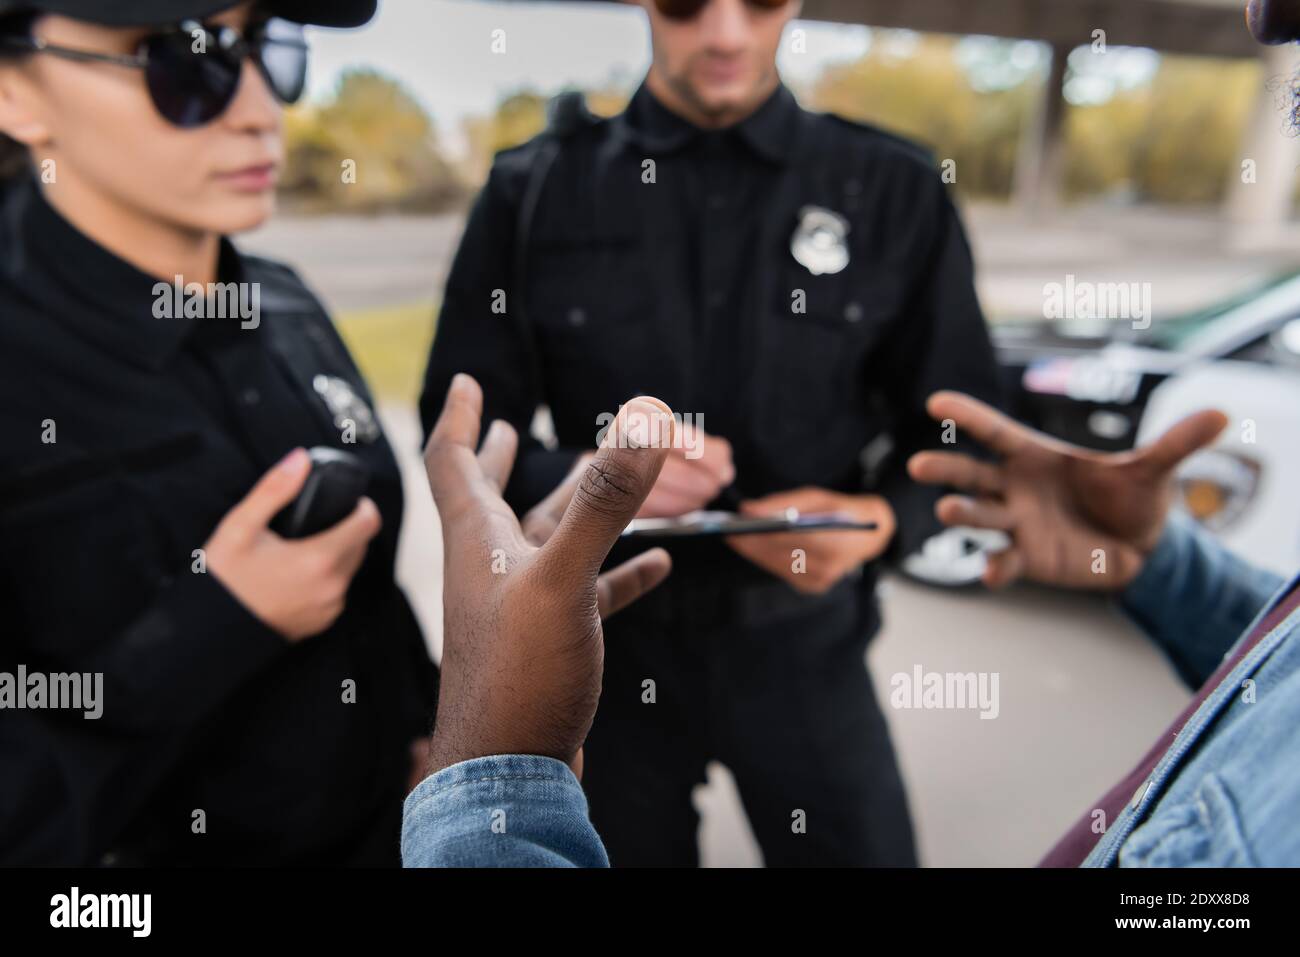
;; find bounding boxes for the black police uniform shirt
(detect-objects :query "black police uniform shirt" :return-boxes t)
[0,173,437,865]
[421,83,1005,572]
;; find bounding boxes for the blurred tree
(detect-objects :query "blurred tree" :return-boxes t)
[809,33,1034,199]
[808,32,1263,206]
[288,42,1265,212]
[1131,57,1259,204]
[1061,86,1151,200]
[1060,54,1259,203]
[281,69,468,213]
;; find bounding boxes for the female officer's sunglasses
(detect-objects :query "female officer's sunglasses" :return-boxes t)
[654,0,790,20]
[1,17,308,129]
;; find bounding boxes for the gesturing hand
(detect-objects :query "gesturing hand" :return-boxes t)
[907,391,1227,591]
[422,375,673,775]
[519,453,672,618]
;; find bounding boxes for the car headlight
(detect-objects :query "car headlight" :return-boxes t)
[1174,450,1261,531]
[1087,410,1134,442]
[901,527,1011,588]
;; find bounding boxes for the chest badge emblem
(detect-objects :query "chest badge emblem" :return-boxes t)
[791,205,851,276]
[313,374,381,444]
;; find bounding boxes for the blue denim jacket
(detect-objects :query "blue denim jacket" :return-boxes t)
[1084,511,1300,867]
[401,753,608,867]
[402,512,1300,867]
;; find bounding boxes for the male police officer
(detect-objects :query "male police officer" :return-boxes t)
[420,0,1003,866]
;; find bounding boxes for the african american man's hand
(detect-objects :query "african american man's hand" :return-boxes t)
[421,375,674,777]
[907,391,1227,591]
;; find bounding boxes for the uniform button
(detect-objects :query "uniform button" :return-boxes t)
[1130,779,1151,810]
[567,307,587,328]
[241,387,261,406]
[845,301,864,323]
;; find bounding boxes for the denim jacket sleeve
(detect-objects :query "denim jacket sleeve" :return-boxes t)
[1119,510,1285,689]
[401,754,609,868]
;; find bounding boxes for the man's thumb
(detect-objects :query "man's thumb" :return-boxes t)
[543,397,673,574]
[1139,409,1229,475]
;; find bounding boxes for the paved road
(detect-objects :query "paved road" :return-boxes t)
[240,213,465,312]
[379,403,1189,868]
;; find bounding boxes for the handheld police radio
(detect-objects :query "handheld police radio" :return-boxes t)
[271,447,370,539]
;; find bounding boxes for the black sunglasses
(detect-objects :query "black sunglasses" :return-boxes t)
[2,17,308,129]
[653,0,791,21]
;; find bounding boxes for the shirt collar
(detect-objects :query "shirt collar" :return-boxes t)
[733,82,804,165]
[618,81,804,165]
[4,173,246,372]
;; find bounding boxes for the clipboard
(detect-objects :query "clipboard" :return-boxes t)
[621,509,879,540]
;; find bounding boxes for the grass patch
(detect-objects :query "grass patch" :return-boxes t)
[333,300,438,405]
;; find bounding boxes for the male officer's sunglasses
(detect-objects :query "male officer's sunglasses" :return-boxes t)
[654,0,790,20]
[1,17,307,129]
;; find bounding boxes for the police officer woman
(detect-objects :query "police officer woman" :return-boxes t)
[0,0,438,864]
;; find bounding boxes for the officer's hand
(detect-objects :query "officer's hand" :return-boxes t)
[907,391,1227,590]
[724,488,896,595]
[423,375,672,775]
[205,448,382,641]
[637,424,735,518]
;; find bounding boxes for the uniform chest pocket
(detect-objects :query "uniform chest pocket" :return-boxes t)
[781,268,902,341]
[763,270,905,438]
[0,460,163,660]
[527,240,658,362]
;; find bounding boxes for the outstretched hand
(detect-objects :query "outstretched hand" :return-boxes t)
[908,391,1227,591]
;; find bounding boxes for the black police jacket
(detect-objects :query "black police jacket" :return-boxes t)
[421,83,1004,578]
[0,173,436,865]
